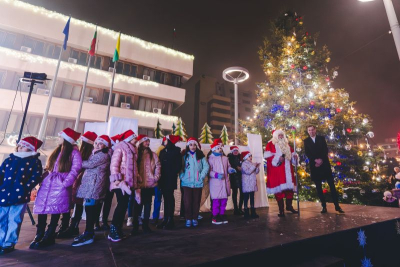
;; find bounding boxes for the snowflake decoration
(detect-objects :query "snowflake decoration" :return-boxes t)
[361,257,373,267]
[357,229,367,248]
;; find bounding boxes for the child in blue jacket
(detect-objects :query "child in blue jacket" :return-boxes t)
[0,137,43,255]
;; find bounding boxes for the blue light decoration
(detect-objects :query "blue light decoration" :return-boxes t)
[270,104,283,114]
[361,257,373,267]
[264,118,272,128]
[358,229,367,248]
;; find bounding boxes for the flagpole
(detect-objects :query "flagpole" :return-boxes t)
[38,49,63,141]
[74,55,92,131]
[105,61,116,122]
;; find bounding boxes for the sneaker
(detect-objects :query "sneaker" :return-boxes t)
[212,216,222,225]
[71,232,94,247]
[185,220,192,228]
[192,219,199,227]
[220,215,228,224]
[127,217,133,227]
[0,245,15,255]
[107,225,121,242]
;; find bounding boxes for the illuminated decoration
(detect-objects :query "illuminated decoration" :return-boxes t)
[0,0,194,61]
[7,134,18,146]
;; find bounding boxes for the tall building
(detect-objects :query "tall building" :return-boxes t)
[375,137,400,161]
[182,75,255,141]
[0,0,193,161]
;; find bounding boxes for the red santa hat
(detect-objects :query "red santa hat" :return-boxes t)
[210,139,222,152]
[163,135,181,145]
[137,134,150,145]
[214,138,223,146]
[230,146,239,152]
[96,135,111,148]
[110,134,122,145]
[121,130,137,143]
[80,131,97,145]
[18,136,43,152]
[241,151,252,161]
[59,127,81,144]
[187,137,201,149]
[272,129,285,139]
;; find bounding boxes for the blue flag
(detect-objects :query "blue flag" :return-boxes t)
[63,17,71,50]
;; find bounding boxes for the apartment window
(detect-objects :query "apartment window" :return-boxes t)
[84,88,99,103]
[22,36,45,56]
[60,83,82,101]
[0,70,6,87]
[90,55,102,69]
[45,44,61,59]
[243,100,251,104]
[115,61,138,77]
[102,92,116,106]
[138,127,155,138]
[242,93,250,97]
[155,71,166,84]
[0,32,16,49]
[119,94,133,109]
[245,107,251,112]
[70,49,88,66]
[171,74,181,87]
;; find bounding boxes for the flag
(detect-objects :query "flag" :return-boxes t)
[88,27,97,56]
[62,17,71,50]
[113,33,121,62]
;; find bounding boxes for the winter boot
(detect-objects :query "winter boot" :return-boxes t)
[244,208,250,219]
[165,217,175,230]
[29,223,46,249]
[57,218,80,238]
[335,205,345,213]
[285,198,298,214]
[107,224,121,242]
[250,208,259,219]
[35,224,57,248]
[156,218,168,229]
[142,219,153,234]
[277,199,285,217]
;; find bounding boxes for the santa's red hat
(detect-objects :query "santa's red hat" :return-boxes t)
[80,131,97,145]
[96,135,111,148]
[241,151,252,161]
[18,136,43,152]
[163,135,181,145]
[137,134,150,145]
[230,146,239,152]
[214,138,223,146]
[210,139,222,152]
[272,129,285,139]
[110,134,122,145]
[59,127,81,144]
[121,130,137,143]
[187,137,201,149]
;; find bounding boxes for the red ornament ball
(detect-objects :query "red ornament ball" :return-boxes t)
[290,64,295,69]
[323,189,328,194]
[336,108,341,113]
[336,161,342,166]
[303,66,308,70]
[325,77,330,82]
[346,128,352,133]
[310,101,315,106]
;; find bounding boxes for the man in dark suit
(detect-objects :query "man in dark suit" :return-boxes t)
[303,125,344,213]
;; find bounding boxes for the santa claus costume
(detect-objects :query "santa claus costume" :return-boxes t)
[264,129,298,217]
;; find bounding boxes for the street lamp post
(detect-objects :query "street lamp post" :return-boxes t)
[222,67,249,145]
[360,0,400,61]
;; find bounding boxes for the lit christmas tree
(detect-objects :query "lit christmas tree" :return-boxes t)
[175,117,188,141]
[220,125,229,145]
[154,119,164,139]
[199,123,213,144]
[241,11,387,205]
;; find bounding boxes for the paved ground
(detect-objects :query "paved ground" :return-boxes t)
[2,202,399,266]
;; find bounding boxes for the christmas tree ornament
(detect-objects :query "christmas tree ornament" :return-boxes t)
[329,88,335,92]
[328,125,334,130]
[288,85,294,91]
[296,147,301,152]
[363,118,369,124]
[330,109,335,115]
[283,104,290,111]
[346,128,352,133]
[343,193,348,199]
[345,144,352,151]
[306,74,312,79]
[333,71,338,78]
[366,131,374,138]
[358,151,363,157]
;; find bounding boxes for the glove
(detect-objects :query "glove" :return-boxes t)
[215,173,224,179]
[228,168,236,174]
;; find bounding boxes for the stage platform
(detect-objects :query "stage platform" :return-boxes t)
[2,201,400,266]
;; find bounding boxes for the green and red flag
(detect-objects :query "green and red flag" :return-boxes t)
[88,27,97,56]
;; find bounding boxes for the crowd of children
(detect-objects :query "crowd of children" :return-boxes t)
[0,128,264,255]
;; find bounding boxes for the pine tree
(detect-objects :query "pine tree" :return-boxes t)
[242,11,385,205]
[154,119,164,139]
[199,123,213,144]
[175,117,188,141]
[172,122,176,135]
[220,125,229,145]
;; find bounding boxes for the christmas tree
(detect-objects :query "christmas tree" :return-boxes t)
[154,119,164,139]
[199,123,213,144]
[175,117,188,141]
[241,11,386,205]
[172,122,176,135]
[220,125,229,145]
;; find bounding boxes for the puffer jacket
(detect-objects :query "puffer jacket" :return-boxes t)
[0,152,42,206]
[109,141,138,195]
[241,160,260,193]
[208,153,233,200]
[180,152,209,188]
[158,144,182,191]
[76,149,111,200]
[137,150,161,189]
[227,153,242,189]
[34,147,82,214]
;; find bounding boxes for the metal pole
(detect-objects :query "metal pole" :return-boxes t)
[383,0,400,61]
[105,61,116,122]
[17,79,36,225]
[37,49,63,141]
[74,55,92,131]
[292,129,300,216]
[234,81,238,145]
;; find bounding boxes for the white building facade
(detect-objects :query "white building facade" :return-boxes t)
[0,0,193,160]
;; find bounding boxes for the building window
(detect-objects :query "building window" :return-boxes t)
[138,127,155,138]
[60,83,82,101]
[0,70,6,87]
[171,74,181,87]
[245,107,251,112]
[242,93,250,97]
[70,49,89,66]
[90,55,102,69]
[243,100,251,104]
[115,61,138,77]
[102,92,116,106]
[137,96,171,115]
[0,31,16,49]
[22,36,45,56]
[45,44,61,59]
[118,94,133,109]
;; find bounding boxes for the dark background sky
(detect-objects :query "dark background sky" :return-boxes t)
[25,0,400,143]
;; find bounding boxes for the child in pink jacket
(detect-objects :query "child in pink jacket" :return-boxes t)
[208,139,235,225]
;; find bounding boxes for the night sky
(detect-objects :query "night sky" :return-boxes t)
[25,0,400,143]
